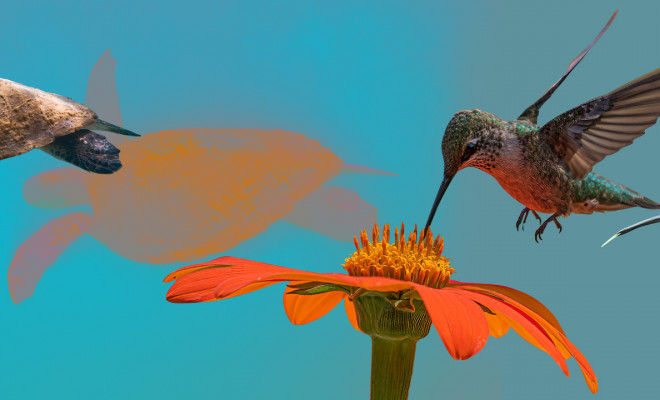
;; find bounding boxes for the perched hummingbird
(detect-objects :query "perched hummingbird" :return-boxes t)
[425,10,660,242]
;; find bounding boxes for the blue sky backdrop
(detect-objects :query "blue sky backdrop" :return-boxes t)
[1,1,659,399]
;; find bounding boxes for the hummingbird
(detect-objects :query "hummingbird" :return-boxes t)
[424,10,660,242]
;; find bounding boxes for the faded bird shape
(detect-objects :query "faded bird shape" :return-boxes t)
[425,10,660,241]
[8,51,392,304]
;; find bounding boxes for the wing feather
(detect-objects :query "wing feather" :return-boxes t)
[541,68,660,179]
[517,11,618,123]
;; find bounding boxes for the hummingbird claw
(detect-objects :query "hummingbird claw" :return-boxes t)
[516,208,543,232]
[516,209,526,231]
[534,231,543,243]
[534,213,561,243]
[553,218,563,233]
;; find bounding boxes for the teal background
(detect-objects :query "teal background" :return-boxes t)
[1,1,659,399]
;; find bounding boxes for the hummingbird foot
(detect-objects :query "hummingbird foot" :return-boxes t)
[534,214,562,242]
[516,208,542,231]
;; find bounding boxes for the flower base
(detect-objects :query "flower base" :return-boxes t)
[354,294,432,400]
[354,294,432,341]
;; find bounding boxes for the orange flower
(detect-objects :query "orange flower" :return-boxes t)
[165,223,597,394]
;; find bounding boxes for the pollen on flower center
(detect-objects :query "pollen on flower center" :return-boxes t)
[343,223,454,288]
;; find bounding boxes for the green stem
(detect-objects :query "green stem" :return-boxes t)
[370,336,417,400]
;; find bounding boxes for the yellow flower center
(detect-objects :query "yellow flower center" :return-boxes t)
[343,223,454,288]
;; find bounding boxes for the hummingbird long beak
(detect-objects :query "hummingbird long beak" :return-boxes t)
[424,175,454,231]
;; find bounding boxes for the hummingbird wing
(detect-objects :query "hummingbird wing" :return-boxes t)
[518,10,617,124]
[540,68,660,179]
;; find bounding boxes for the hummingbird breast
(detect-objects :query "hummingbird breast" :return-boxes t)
[473,128,574,215]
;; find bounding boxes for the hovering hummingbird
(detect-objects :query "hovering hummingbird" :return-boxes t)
[424,10,660,242]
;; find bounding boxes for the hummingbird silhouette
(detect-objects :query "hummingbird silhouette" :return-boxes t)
[425,10,660,242]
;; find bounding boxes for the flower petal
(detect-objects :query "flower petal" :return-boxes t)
[495,311,552,356]
[458,286,570,358]
[484,312,510,338]
[517,306,598,393]
[414,285,489,360]
[462,286,585,364]
[214,272,414,299]
[163,258,242,282]
[283,284,345,325]
[456,289,570,376]
[581,366,599,394]
[165,257,316,302]
[166,256,415,303]
[485,304,597,393]
[344,297,361,332]
[546,330,598,393]
[165,257,291,283]
[450,282,565,334]
[167,266,279,303]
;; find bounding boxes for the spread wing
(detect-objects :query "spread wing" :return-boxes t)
[518,10,617,124]
[40,129,122,174]
[540,68,660,179]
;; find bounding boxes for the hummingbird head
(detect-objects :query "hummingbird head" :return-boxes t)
[425,109,504,230]
[441,109,503,176]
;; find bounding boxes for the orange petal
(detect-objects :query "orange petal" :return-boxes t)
[170,257,413,290]
[489,297,597,393]
[214,272,414,299]
[283,284,344,325]
[459,285,571,358]
[163,263,224,282]
[542,326,598,393]
[471,292,599,393]
[484,312,510,338]
[343,296,361,332]
[450,282,565,334]
[516,305,598,393]
[166,265,282,303]
[581,366,599,394]
[164,256,289,283]
[414,285,489,360]
[166,256,415,303]
[166,257,313,302]
[496,311,549,355]
[463,286,585,364]
[166,266,238,302]
[456,289,570,376]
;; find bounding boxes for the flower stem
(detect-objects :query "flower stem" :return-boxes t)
[370,336,417,400]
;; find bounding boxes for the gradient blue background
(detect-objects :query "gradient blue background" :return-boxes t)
[1,1,659,399]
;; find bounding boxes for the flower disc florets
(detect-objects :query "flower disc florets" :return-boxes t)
[343,223,454,289]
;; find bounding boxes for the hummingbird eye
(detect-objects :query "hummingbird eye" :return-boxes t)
[461,139,478,162]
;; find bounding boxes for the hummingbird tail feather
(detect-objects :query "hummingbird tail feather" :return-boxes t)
[630,197,660,209]
[574,173,657,212]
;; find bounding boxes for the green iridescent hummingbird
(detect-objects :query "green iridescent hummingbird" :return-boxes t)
[425,10,660,242]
